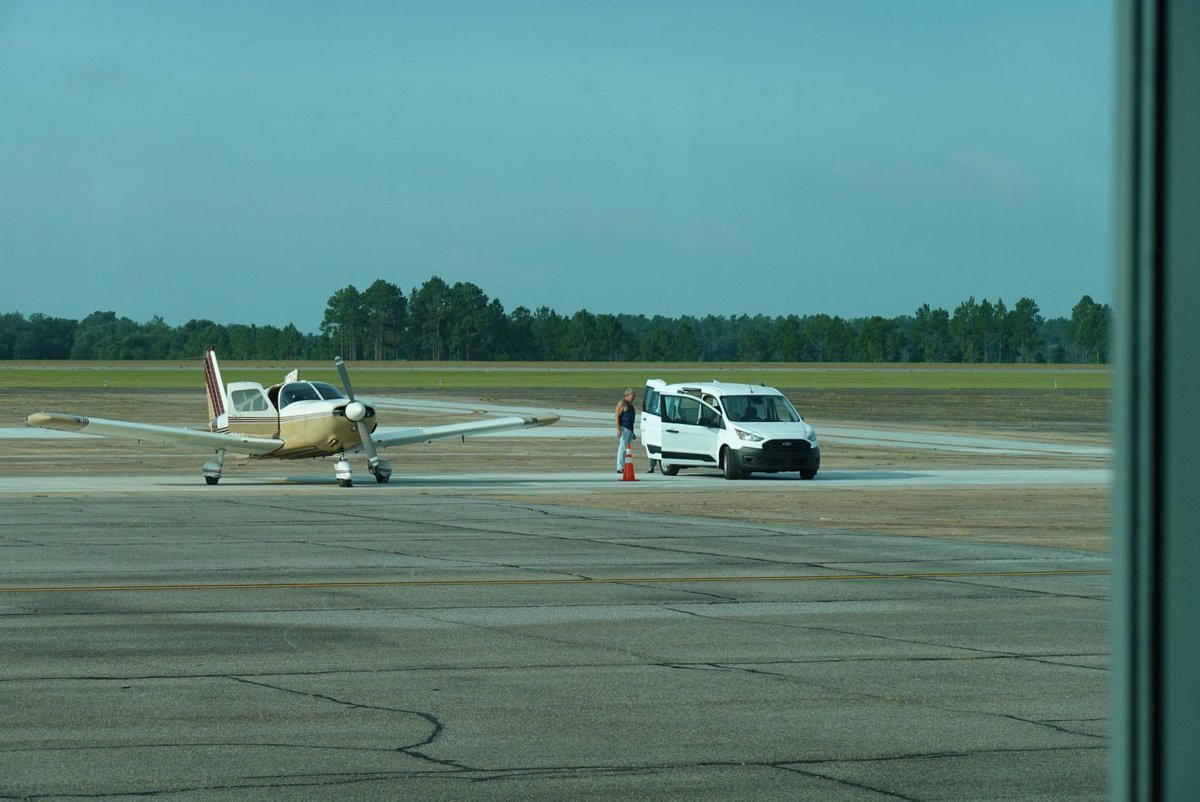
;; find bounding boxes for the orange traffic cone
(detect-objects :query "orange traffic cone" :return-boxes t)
[621,444,638,481]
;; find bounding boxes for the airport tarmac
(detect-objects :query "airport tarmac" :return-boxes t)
[0,467,1109,495]
[0,481,1108,800]
[1,385,1111,799]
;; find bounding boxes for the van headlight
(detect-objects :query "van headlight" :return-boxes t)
[734,428,764,442]
[807,432,819,444]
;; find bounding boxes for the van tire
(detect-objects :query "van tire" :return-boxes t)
[662,463,680,476]
[799,469,817,480]
[722,449,744,480]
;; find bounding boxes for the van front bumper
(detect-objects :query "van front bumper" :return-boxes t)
[731,442,820,473]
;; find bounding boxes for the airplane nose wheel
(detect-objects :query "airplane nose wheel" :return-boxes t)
[370,460,393,484]
[335,357,389,489]
[335,459,353,488]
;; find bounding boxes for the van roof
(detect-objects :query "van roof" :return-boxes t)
[648,379,783,397]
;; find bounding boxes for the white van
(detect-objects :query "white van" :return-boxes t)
[640,379,820,480]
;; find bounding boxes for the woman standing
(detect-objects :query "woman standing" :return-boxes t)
[615,388,637,473]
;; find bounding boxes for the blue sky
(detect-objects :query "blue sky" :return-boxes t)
[0,1,1113,331]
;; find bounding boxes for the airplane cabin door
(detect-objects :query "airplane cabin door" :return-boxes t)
[226,382,280,438]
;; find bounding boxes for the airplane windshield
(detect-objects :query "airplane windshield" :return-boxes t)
[721,395,802,424]
[310,382,345,401]
[278,382,322,409]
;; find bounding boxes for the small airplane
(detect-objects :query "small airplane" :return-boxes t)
[25,350,558,487]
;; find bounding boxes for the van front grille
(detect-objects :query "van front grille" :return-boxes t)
[759,439,815,469]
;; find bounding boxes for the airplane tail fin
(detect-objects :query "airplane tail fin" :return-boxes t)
[203,349,228,427]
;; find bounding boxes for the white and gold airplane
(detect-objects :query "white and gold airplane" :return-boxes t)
[25,350,557,487]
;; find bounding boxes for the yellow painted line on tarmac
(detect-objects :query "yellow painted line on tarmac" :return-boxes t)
[0,569,1108,595]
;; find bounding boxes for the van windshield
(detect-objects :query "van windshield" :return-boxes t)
[721,394,802,424]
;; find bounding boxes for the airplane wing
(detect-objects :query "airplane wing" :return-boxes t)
[367,396,608,425]
[361,413,559,451]
[25,412,284,456]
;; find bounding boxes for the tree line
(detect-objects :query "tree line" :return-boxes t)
[0,276,1111,363]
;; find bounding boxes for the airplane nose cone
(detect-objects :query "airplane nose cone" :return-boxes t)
[345,401,367,422]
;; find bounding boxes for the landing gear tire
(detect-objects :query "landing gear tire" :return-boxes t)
[370,460,393,484]
[661,463,680,476]
[338,478,353,488]
[202,451,224,486]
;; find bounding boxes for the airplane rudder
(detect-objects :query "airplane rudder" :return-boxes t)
[203,348,227,420]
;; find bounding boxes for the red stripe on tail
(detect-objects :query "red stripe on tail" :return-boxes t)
[203,350,225,424]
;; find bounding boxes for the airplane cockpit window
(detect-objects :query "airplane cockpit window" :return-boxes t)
[230,388,270,413]
[278,382,322,409]
[310,382,346,401]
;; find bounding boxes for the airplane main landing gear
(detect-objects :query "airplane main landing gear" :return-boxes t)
[202,450,225,486]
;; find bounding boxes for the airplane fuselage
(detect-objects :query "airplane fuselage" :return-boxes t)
[215,398,378,460]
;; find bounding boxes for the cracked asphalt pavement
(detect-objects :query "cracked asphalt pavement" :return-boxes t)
[0,492,1108,800]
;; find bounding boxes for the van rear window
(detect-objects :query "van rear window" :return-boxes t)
[643,387,661,415]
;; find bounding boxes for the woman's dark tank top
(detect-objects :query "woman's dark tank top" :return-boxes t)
[619,401,635,430]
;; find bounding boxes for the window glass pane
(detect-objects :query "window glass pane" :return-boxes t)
[643,388,660,415]
[721,395,801,423]
[278,382,320,409]
[311,382,345,400]
[230,388,270,412]
[664,395,701,425]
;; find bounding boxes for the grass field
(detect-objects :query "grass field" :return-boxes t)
[0,360,1111,391]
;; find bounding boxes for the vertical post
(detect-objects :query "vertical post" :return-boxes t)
[1115,1,1200,799]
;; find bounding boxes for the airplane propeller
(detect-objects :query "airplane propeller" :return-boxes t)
[335,356,387,481]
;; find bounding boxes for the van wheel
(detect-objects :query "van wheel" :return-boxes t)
[722,450,744,480]
[661,463,680,476]
[799,469,817,480]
